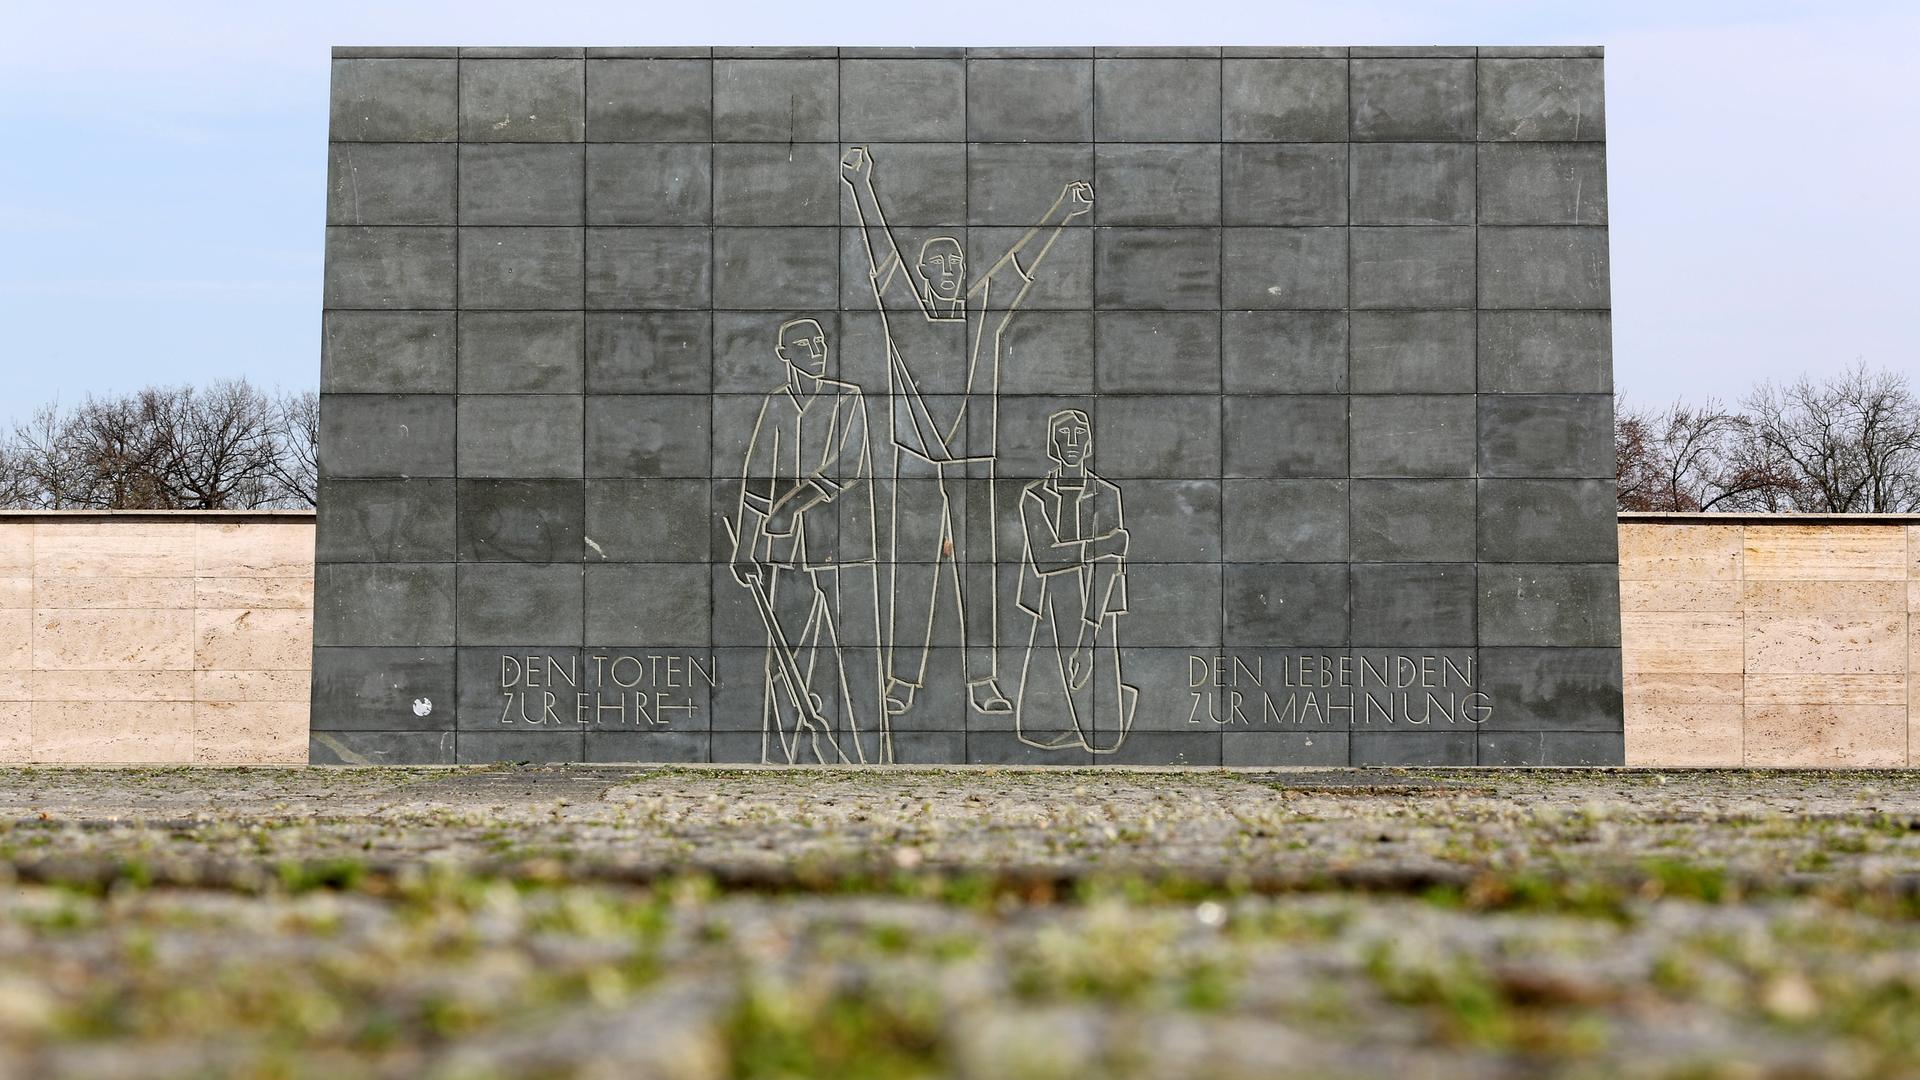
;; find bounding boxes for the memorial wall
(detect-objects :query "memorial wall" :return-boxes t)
[314,46,1621,766]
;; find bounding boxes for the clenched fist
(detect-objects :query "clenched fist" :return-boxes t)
[1063,180,1094,217]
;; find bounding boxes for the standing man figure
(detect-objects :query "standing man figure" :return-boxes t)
[840,146,1093,716]
[729,317,889,765]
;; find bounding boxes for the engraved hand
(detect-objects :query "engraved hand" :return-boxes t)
[1064,181,1094,218]
[730,560,760,589]
[1069,634,1096,689]
[841,146,873,184]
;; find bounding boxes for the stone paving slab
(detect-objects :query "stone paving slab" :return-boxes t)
[0,766,1915,1077]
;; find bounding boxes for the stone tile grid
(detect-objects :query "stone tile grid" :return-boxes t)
[318,49,1617,766]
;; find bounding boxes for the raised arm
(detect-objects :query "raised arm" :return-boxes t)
[966,181,1093,308]
[840,147,929,315]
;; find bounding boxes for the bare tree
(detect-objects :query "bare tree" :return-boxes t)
[0,381,317,510]
[1614,397,1782,511]
[1742,365,1920,513]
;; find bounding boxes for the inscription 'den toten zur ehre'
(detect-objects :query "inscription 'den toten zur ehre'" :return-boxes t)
[499,654,716,728]
[1188,653,1493,728]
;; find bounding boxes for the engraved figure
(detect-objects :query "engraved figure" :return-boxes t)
[841,145,1093,717]
[728,317,890,765]
[1013,409,1138,754]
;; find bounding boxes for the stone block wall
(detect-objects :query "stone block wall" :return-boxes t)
[0,514,312,765]
[1622,517,1918,766]
[314,46,1621,766]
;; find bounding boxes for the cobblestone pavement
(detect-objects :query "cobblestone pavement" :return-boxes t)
[0,766,1915,1078]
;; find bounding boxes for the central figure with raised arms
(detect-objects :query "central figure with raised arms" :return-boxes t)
[840,146,1093,717]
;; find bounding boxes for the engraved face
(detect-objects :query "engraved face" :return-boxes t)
[775,317,829,378]
[918,237,964,304]
[1048,410,1091,467]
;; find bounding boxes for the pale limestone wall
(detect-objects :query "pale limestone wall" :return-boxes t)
[0,513,313,765]
[1621,517,1916,767]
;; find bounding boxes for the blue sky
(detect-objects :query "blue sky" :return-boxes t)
[0,1,1912,422]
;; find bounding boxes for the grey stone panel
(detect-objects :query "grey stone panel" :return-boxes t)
[1349,395,1476,478]
[709,394,779,479]
[1124,564,1223,647]
[1095,58,1223,142]
[1479,59,1606,141]
[1478,479,1618,563]
[584,479,711,562]
[1479,227,1610,309]
[326,144,456,225]
[712,59,838,142]
[891,733,973,766]
[462,48,585,59]
[321,311,455,394]
[1095,731,1223,767]
[1349,311,1475,394]
[1094,396,1220,479]
[1222,311,1348,394]
[1350,227,1475,309]
[310,647,455,730]
[458,145,584,225]
[314,563,455,647]
[584,564,711,647]
[586,228,712,309]
[585,144,712,225]
[1350,59,1474,141]
[1540,731,1623,766]
[1475,731,1540,766]
[967,144,1094,229]
[586,312,712,394]
[1096,47,1220,58]
[845,142,970,228]
[310,731,456,765]
[586,58,712,141]
[1223,396,1348,478]
[458,227,584,309]
[1478,144,1607,225]
[1094,312,1221,393]
[714,143,840,226]
[315,479,456,563]
[1222,731,1349,766]
[1478,311,1612,394]
[319,395,454,478]
[323,227,456,309]
[585,48,714,58]
[334,48,462,59]
[713,47,837,59]
[458,312,584,394]
[459,58,585,142]
[1094,144,1222,226]
[1221,48,1350,59]
[1221,144,1347,226]
[1351,46,1476,58]
[1222,58,1348,141]
[329,59,457,141]
[715,227,837,309]
[964,226,1094,310]
[966,58,1094,141]
[1478,564,1621,648]
[1478,47,1603,59]
[456,395,585,479]
[1349,479,1476,563]
[1476,647,1622,732]
[997,313,1097,394]
[1350,563,1476,646]
[458,731,585,764]
[1225,563,1347,646]
[1479,394,1614,478]
[456,479,585,563]
[709,732,769,764]
[968,48,1095,59]
[1349,730,1476,766]
[1223,479,1348,561]
[457,563,584,645]
[586,395,710,477]
[841,59,965,141]
[1350,143,1476,226]
[1120,480,1223,562]
[964,732,1093,767]
[455,646,585,728]
[1222,228,1348,309]
[585,731,711,763]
